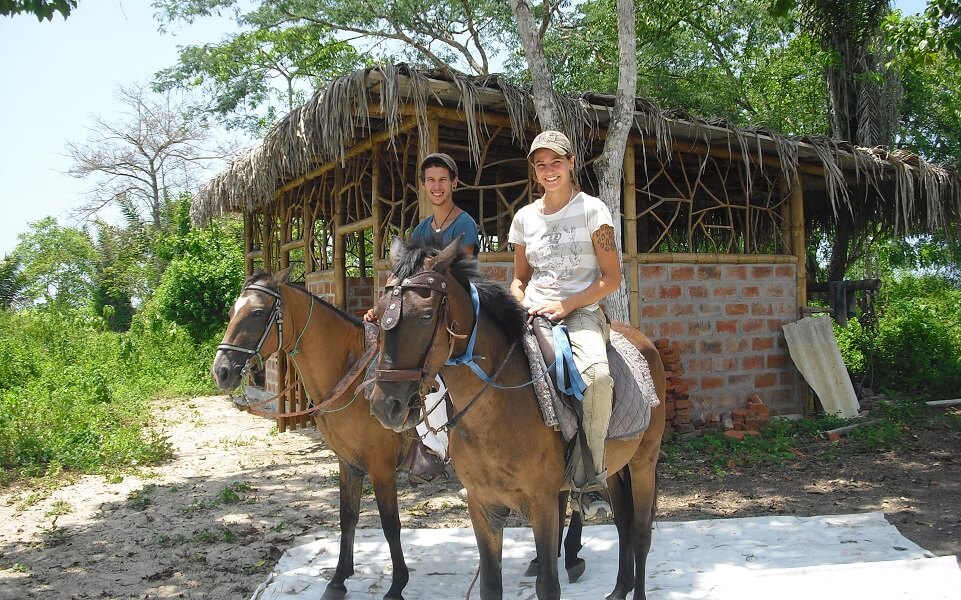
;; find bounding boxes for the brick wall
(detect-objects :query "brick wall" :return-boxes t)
[269,260,803,429]
[636,262,803,424]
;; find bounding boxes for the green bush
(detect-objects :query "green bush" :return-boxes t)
[835,275,961,401]
[0,304,220,482]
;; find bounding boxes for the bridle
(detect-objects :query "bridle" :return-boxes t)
[217,283,284,373]
[220,282,379,418]
[374,270,459,391]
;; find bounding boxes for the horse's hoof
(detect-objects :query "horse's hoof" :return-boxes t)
[321,583,348,600]
[566,558,586,583]
[523,558,539,577]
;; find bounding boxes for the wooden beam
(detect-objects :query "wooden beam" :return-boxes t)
[790,176,807,315]
[336,216,375,236]
[334,168,346,308]
[623,143,640,328]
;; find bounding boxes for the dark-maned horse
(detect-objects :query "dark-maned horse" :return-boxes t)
[211,269,411,600]
[368,238,666,600]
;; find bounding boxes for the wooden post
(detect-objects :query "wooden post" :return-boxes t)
[372,145,384,280]
[623,143,640,328]
[419,118,440,221]
[244,213,253,276]
[790,176,806,314]
[334,168,346,308]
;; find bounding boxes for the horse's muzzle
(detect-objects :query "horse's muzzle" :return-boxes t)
[368,382,421,432]
[211,350,245,391]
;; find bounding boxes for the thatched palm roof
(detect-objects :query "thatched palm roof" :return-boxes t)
[192,64,960,240]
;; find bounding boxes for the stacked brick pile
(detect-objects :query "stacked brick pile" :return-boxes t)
[656,338,699,440]
[722,394,771,439]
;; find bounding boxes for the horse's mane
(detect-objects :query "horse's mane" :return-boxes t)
[392,237,529,345]
[245,271,365,328]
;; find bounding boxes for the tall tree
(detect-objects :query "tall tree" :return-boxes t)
[154,14,368,134]
[9,218,97,311]
[0,254,25,310]
[65,83,228,232]
[154,0,518,77]
[509,0,638,321]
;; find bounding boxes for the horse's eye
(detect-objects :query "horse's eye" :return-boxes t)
[252,308,265,317]
[420,310,434,322]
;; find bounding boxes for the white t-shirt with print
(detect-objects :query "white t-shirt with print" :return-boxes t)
[508,191,614,311]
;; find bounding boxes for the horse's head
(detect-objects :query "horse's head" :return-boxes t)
[211,267,292,390]
[368,237,466,431]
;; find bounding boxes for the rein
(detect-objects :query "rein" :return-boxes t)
[224,283,378,418]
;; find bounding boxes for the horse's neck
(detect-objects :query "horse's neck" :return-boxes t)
[443,307,534,413]
[281,286,364,389]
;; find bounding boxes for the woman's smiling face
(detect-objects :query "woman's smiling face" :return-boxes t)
[530,148,574,193]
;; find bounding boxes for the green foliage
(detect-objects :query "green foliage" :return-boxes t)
[9,217,98,311]
[0,0,76,20]
[151,203,245,343]
[835,275,961,401]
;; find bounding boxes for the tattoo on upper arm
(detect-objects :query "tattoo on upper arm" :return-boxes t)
[593,224,616,252]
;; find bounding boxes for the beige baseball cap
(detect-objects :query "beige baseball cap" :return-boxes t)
[528,130,573,158]
[420,152,458,178]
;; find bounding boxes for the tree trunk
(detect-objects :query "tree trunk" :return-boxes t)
[508,0,560,129]
[592,0,636,323]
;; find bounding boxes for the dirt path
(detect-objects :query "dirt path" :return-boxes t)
[1,396,958,599]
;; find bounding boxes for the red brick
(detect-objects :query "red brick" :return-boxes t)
[728,373,752,386]
[765,284,787,298]
[671,266,695,280]
[742,286,761,298]
[717,320,738,334]
[755,373,778,387]
[654,339,671,350]
[688,285,709,298]
[641,265,667,280]
[725,303,749,316]
[639,285,659,300]
[642,304,668,318]
[675,399,692,410]
[687,358,714,373]
[700,340,723,354]
[751,337,775,351]
[724,265,748,280]
[714,357,737,371]
[671,304,695,317]
[751,303,774,316]
[766,354,789,368]
[724,338,749,353]
[659,285,683,299]
[701,376,725,390]
[688,320,713,336]
[713,285,737,298]
[659,321,686,336]
[742,355,765,370]
[742,318,765,333]
[696,266,720,280]
[751,266,774,279]
[775,264,795,278]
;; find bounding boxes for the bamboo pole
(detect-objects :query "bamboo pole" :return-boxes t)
[372,145,384,278]
[334,168,346,309]
[420,119,440,220]
[336,216,375,236]
[623,143,640,328]
[790,176,807,314]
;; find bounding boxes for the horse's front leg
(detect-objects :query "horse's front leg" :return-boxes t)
[528,496,562,599]
[322,459,364,600]
[467,498,509,600]
[369,464,409,599]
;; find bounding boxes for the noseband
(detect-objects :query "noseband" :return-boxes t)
[217,283,284,370]
[375,270,453,387]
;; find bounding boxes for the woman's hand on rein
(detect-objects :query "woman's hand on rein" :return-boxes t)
[528,301,569,321]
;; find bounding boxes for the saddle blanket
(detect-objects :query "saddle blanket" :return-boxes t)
[523,327,660,442]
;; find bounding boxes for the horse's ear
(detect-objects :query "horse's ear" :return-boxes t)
[389,236,405,267]
[272,266,293,285]
[427,238,461,273]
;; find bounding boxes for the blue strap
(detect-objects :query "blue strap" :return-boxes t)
[553,324,587,400]
[444,283,492,382]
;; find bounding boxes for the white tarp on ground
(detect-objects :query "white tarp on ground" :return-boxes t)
[252,512,961,600]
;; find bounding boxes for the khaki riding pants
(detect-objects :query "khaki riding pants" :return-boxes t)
[563,307,613,489]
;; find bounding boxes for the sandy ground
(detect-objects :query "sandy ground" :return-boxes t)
[1,395,958,599]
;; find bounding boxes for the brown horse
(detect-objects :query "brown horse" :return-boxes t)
[368,238,666,600]
[210,269,411,600]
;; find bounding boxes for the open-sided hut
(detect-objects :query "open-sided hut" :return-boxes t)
[194,64,960,435]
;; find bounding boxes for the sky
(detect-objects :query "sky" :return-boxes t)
[0,0,931,257]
